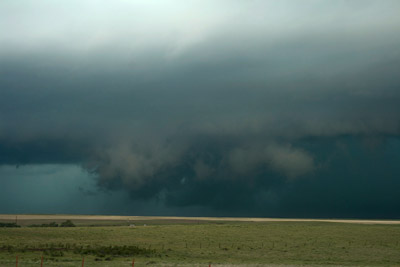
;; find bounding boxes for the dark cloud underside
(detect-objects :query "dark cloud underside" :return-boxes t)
[0,0,400,217]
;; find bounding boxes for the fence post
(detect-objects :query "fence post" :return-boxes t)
[132,259,135,267]
[82,257,84,267]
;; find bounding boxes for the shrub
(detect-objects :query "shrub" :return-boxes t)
[0,222,20,228]
[60,220,75,227]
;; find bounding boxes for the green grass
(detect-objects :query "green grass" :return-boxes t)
[1,221,400,266]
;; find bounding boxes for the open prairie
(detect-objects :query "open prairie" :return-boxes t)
[2,214,400,226]
[1,215,400,266]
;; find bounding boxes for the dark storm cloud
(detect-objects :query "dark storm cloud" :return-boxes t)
[1,0,400,217]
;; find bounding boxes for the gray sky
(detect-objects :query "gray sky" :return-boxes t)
[1,0,400,218]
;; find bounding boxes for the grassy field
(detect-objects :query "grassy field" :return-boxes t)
[1,219,400,266]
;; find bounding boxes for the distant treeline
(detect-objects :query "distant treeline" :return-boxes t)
[29,220,75,227]
[0,222,20,228]
[29,222,59,227]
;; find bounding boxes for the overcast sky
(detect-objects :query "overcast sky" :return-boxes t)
[1,0,400,218]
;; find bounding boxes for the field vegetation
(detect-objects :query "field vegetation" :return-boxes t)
[0,220,399,266]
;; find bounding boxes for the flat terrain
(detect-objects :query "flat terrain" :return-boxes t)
[2,214,400,226]
[1,215,400,266]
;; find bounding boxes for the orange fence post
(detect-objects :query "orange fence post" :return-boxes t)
[132,259,135,267]
[82,257,84,267]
